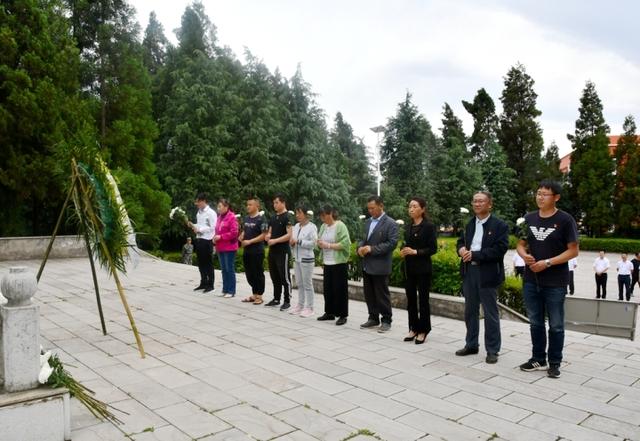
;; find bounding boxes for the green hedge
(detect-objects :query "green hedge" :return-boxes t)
[578,237,640,253]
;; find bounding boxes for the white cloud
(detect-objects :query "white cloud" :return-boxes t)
[130,0,640,157]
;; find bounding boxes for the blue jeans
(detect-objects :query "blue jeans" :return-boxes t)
[218,251,236,295]
[523,282,566,364]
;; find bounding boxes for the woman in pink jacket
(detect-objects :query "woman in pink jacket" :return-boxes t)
[214,199,239,298]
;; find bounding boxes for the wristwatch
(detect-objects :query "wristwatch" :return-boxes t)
[545,259,551,268]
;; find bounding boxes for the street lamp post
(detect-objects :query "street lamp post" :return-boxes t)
[370,125,385,196]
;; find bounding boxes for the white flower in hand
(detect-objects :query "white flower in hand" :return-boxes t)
[516,217,525,226]
[358,215,366,220]
[459,207,470,214]
[38,362,53,384]
[306,210,314,216]
[235,214,241,218]
[396,219,405,225]
[288,210,294,215]
[258,210,265,216]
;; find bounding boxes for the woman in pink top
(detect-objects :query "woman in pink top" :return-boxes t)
[214,199,239,298]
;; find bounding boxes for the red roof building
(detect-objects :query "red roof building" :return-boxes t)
[558,135,637,173]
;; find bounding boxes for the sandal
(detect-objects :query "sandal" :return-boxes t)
[241,296,255,303]
[253,295,264,305]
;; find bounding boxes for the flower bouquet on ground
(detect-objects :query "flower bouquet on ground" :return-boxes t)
[40,348,124,424]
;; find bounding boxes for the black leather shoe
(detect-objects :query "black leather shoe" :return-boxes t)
[415,334,427,345]
[335,317,347,326]
[455,347,479,356]
[486,353,498,364]
[317,314,335,321]
[360,319,380,329]
[203,287,214,293]
[194,285,205,291]
[279,302,290,311]
[265,299,280,307]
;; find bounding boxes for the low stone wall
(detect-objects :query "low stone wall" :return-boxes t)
[311,273,528,323]
[0,236,87,261]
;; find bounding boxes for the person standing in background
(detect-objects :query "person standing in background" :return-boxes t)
[567,257,577,295]
[616,253,634,301]
[631,252,640,297]
[513,253,526,278]
[182,237,194,265]
[593,251,609,299]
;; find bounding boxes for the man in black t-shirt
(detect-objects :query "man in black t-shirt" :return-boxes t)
[240,198,268,305]
[517,180,579,379]
[264,194,292,310]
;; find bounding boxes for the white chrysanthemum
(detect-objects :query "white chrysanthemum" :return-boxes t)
[516,217,526,226]
[358,215,366,220]
[306,210,314,216]
[40,350,52,367]
[258,210,265,216]
[396,219,405,225]
[38,362,53,385]
[288,210,294,215]
[235,214,241,218]
[459,207,470,214]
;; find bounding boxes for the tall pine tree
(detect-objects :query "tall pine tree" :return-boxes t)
[568,81,614,236]
[498,63,544,215]
[380,93,437,219]
[432,103,482,227]
[463,88,516,221]
[0,0,95,235]
[613,115,640,236]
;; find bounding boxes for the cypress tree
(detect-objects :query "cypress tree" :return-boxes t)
[567,81,614,236]
[614,115,640,236]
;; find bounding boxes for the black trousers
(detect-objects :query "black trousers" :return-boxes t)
[595,273,607,299]
[514,266,525,278]
[405,271,432,334]
[243,252,265,295]
[631,272,639,294]
[195,238,214,288]
[268,250,291,302]
[363,272,392,324]
[618,274,631,301]
[568,271,575,295]
[323,263,349,318]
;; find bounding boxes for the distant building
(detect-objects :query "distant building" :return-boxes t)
[559,135,625,174]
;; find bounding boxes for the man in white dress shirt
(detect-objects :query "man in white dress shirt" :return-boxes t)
[617,253,634,301]
[593,251,609,299]
[188,193,217,293]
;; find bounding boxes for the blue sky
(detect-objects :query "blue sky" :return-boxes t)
[129,0,640,157]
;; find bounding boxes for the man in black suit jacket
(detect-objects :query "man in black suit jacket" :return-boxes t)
[455,191,509,364]
[357,196,399,333]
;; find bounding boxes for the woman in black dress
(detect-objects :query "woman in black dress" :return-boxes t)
[400,197,438,344]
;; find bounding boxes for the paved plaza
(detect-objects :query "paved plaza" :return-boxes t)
[2,255,640,441]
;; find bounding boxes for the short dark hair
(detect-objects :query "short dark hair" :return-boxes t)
[295,203,310,215]
[538,180,562,195]
[367,195,384,205]
[320,205,338,219]
[218,198,231,211]
[273,193,286,204]
[196,192,208,202]
[246,196,261,206]
[473,190,493,203]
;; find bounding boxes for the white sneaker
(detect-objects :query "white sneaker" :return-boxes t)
[223,293,234,298]
[299,308,314,318]
[289,304,303,315]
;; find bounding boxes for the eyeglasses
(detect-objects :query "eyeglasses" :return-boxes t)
[536,192,555,198]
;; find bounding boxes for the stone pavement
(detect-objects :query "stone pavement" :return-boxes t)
[2,256,640,441]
